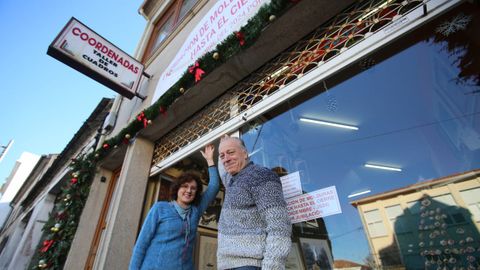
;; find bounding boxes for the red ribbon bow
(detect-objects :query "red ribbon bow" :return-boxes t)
[70,178,78,184]
[235,31,245,46]
[56,211,67,220]
[159,106,167,116]
[137,112,148,128]
[41,240,54,252]
[188,62,205,83]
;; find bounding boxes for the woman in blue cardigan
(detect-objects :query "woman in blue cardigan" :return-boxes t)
[129,145,220,270]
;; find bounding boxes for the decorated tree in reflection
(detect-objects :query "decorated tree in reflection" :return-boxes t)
[419,196,478,269]
[395,195,480,270]
[432,3,480,91]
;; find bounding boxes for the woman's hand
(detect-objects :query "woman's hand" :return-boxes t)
[200,144,215,166]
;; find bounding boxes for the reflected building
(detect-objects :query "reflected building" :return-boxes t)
[351,169,480,270]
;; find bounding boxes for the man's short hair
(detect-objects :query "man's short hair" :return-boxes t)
[220,136,247,151]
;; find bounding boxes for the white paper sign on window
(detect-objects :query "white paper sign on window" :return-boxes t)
[151,0,271,104]
[280,171,303,199]
[286,186,342,224]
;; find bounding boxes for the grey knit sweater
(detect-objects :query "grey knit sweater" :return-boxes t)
[217,162,292,270]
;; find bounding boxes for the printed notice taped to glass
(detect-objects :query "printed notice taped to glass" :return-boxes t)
[286,186,342,224]
[280,171,303,199]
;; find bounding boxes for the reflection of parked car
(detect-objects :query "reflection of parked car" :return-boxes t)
[200,198,222,225]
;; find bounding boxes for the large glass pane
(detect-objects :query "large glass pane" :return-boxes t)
[151,14,175,53]
[178,0,197,22]
[239,2,480,269]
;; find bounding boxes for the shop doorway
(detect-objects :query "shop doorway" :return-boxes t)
[85,169,121,270]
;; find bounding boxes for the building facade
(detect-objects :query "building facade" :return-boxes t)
[0,98,113,270]
[55,0,480,269]
[0,152,41,230]
[0,154,57,270]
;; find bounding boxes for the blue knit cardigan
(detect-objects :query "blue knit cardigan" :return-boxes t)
[129,167,220,270]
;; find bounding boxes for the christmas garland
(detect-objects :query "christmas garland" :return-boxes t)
[31,0,298,268]
[30,154,98,269]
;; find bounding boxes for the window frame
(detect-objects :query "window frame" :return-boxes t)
[385,204,403,227]
[364,209,388,238]
[460,187,480,222]
[142,0,197,62]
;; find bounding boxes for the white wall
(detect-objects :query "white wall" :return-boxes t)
[0,152,40,228]
[0,222,26,269]
[8,194,55,270]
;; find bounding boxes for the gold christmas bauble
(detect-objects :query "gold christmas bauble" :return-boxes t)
[212,52,220,60]
[147,120,152,125]
[51,226,59,233]
[269,15,276,22]
[179,87,185,94]
[38,260,47,268]
[125,134,131,139]
[72,172,78,178]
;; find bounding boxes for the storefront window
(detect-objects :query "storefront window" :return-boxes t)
[238,2,480,269]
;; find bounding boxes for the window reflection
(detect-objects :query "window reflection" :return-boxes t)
[353,170,480,269]
[364,209,388,238]
[151,15,174,52]
[239,2,479,269]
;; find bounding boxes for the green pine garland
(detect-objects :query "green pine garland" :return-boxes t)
[30,153,97,269]
[31,0,296,268]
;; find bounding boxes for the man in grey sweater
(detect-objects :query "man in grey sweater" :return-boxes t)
[217,136,292,270]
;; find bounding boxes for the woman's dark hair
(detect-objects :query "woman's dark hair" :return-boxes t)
[170,172,203,205]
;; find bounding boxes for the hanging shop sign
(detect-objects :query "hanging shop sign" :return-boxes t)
[151,0,270,104]
[47,17,144,99]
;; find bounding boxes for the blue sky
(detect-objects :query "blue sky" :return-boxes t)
[0,0,146,185]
